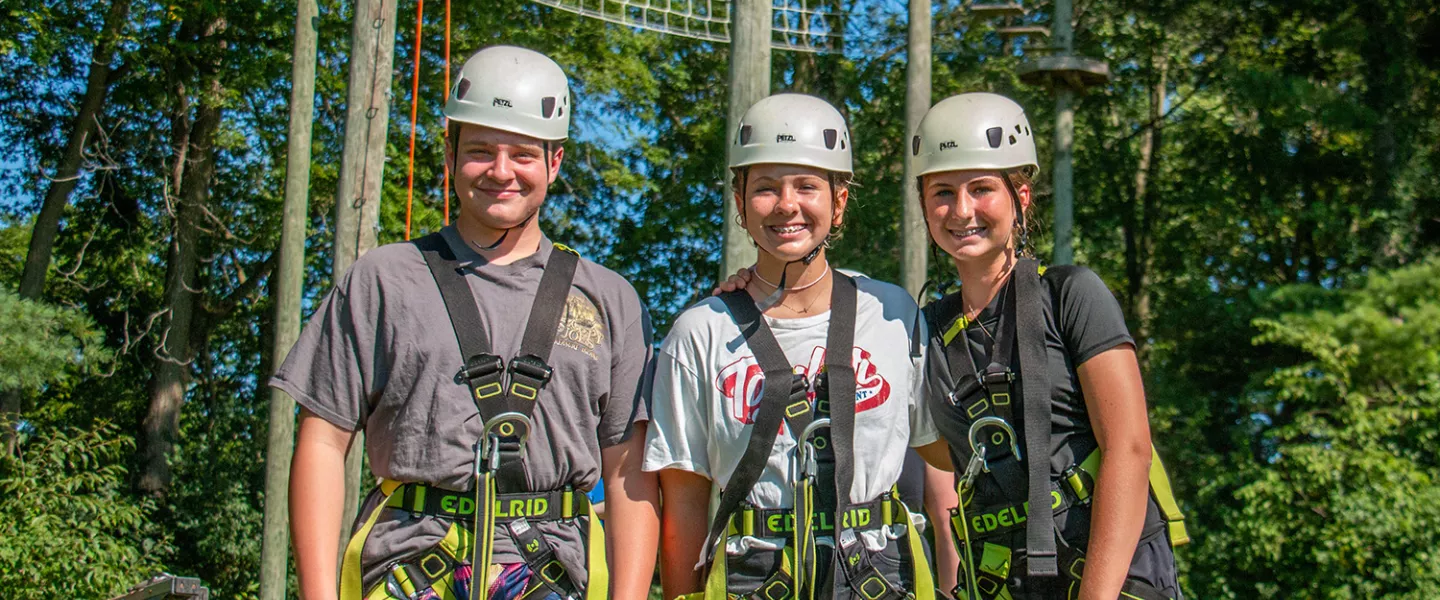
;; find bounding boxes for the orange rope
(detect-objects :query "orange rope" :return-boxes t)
[405,0,424,239]
[442,0,451,225]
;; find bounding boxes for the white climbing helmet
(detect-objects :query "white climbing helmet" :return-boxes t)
[443,45,570,141]
[912,92,1037,178]
[730,93,853,175]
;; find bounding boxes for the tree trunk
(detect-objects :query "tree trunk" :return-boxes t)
[16,0,132,301]
[3,0,133,456]
[138,17,227,495]
[1125,55,1166,366]
[900,0,932,298]
[259,0,320,595]
[333,0,399,554]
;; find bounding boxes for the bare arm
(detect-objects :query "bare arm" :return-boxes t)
[290,408,357,600]
[922,462,960,598]
[1074,346,1152,600]
[658,468,713,600]
[914,439,954,471]
[601,422,661,600]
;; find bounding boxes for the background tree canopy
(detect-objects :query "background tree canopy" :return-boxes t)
[1,0,1436,597]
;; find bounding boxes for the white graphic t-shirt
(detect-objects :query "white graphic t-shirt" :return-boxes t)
[644,275,938,529]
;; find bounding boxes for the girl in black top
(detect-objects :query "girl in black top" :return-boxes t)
[911,93,1184,599]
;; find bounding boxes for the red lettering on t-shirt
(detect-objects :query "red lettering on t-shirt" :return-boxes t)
[717,346,891,424]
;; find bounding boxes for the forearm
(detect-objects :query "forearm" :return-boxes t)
[1076,446,1151,600]
[290,412,353,600]
[601,426,661,600]
[923,463,959,598]
[658,470,712,600]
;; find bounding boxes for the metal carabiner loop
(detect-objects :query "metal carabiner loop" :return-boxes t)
[793,417,831,484]
[477,411,534,473]
[967,416,1022,473]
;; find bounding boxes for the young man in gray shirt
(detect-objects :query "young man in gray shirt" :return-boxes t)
[274,46,659,600]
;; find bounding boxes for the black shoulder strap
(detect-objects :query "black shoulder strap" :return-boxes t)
[1015,259,1058,576]
[415,233,580,490]
[824,273,858,519]
[703,290,811,563]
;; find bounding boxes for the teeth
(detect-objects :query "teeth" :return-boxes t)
[772,224,806,234]
[952,227,985,237]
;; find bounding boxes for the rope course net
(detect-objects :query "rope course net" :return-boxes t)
[523,0,845,53]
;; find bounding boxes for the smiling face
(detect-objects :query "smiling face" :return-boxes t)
[922,169,1030,264]
[735,164,848,263]
[449,124,563,232]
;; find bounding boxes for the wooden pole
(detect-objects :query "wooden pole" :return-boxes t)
[901,0,932,298]
[1050,0,1076,265]
[333,0,398,559]
[721,0,771,277]
[258,0,319,597]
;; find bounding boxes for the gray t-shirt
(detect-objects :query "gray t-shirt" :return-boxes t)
[271,226,651,584]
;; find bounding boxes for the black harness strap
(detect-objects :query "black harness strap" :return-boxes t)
[414,232,579,489]
[1013,261,1057,576]
[703,274,860,571]
[938,259,1058,577]
[703,294,811,566]
[941,277,1028,501]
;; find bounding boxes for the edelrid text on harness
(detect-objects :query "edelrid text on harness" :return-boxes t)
[696,274,934,600]
[934,260,1188,600]
[339,234,607,600]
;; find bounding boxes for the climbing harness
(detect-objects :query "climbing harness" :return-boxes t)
[692,274,934,599]
[935,260,1188,600]
[340,233,607,600]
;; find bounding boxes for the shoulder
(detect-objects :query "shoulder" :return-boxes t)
[1039,263,1120,305]
[657,295,736,362]
[665,296,735,340]
[849,274,917,310]
[844,272,921,327]
[336,239,429,293]
[570,252,644,314]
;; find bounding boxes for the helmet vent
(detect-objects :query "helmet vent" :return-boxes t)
[912,135,921,155]
[824,129,838,149]
[1009,135,1017,145]
[986,127,1003,149]
[1015,124,1023,133]
[456,78,471,100]
[542,97,556,118]
[739,125,753,145]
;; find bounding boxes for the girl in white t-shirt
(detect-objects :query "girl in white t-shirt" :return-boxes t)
[643,93,950,600]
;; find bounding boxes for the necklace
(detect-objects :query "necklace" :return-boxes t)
[754,266,832,314]
[751,264,830,292]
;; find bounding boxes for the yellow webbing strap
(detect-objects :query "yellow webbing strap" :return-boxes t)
[343,479,406,600]
[1073,448,1189,547]
[977,544,1013,600]
[941,315,972,347]
[586,501,609,600]
[471,470,499,600]
[1146,447,1189,546]
[794,480,816,600]
[894,499,935,600]
[702,534,729,600]
[950,482,979,600]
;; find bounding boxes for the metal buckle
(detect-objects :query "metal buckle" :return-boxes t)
[508,354,554,384]
[968,416,1022,472]
[477,411,534,473]
[462,353,505,380]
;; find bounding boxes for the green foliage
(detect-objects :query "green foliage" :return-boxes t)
[1186,258,1440,598]
[0,288,111,394]
[0,421,171,599]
